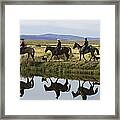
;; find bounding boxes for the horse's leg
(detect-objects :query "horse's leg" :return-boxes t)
[79,52,81,61]
[89,51,95,61]
[49,54,53,61]
[55,78,59,83]
[78,81,81,90]
[55,90,60,99]
[83,53,87,61]
[57,55,59,60]
[65,53,69,61]
[88,81,95,94]
[26,53,30,63]
[89,52,93,61]
[82,81,86,87]
[31,53,35,62]
[93,51,96,61]
[31,54,35,62]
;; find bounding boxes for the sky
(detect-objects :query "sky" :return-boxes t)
[20,20,100,38]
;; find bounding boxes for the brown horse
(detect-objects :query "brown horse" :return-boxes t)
[20,47,35,61]
[45,46,72,61]
[73,42,99,61]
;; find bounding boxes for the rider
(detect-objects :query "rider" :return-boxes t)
[20,38,26,53]
[55,39,61,54]
[81,37,88,52]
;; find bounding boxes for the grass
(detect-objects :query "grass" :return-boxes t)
[20,61,100,81]
[20,40,100,81]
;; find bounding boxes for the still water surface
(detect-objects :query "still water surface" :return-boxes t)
[20,76,100,100]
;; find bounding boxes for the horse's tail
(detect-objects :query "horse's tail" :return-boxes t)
[95,48,99,55]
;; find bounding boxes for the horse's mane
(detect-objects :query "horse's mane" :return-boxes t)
[77,42,80,46]
[75,42,82,48]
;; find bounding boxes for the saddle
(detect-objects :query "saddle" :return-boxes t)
[55,47,62,54]
[81,45,91,52]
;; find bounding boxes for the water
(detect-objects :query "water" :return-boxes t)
[20,76,100,100]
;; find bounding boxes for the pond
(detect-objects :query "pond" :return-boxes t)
[20,76,100,100]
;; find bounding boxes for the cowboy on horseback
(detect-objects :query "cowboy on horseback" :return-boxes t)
[55,39,61,54]
[81,38,88,52]
[20,38,35,62]
[20,39,26,53]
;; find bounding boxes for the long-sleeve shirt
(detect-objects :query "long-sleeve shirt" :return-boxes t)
[84,40,88,47]
[57,41,61,48]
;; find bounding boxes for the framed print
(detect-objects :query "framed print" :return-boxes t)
[0,0,119,119]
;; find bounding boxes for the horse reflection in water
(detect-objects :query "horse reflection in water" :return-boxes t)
[42,77,48,83]
[44,78,71,99]
[72,81,98,100]
[20,76,34,97]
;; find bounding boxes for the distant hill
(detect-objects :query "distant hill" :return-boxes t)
[20,34,99,41]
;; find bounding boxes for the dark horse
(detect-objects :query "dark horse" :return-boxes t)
[72,80,98,100]
[20,47,35,61]
[73,42,99,61]
[44,78,71,99]
[45,46,72,61]
[20,76,34,97]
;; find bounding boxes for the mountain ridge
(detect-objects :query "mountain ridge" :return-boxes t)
[20,33,100,41]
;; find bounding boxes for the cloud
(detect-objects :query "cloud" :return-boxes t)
[20,20,100,37]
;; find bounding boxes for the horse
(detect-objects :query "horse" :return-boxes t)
[20,76,34,97]
[45,46,72,61]
[20,47,35,62]
[44,78,71,99]
[73,42,99,61]
[72,80,98,100]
